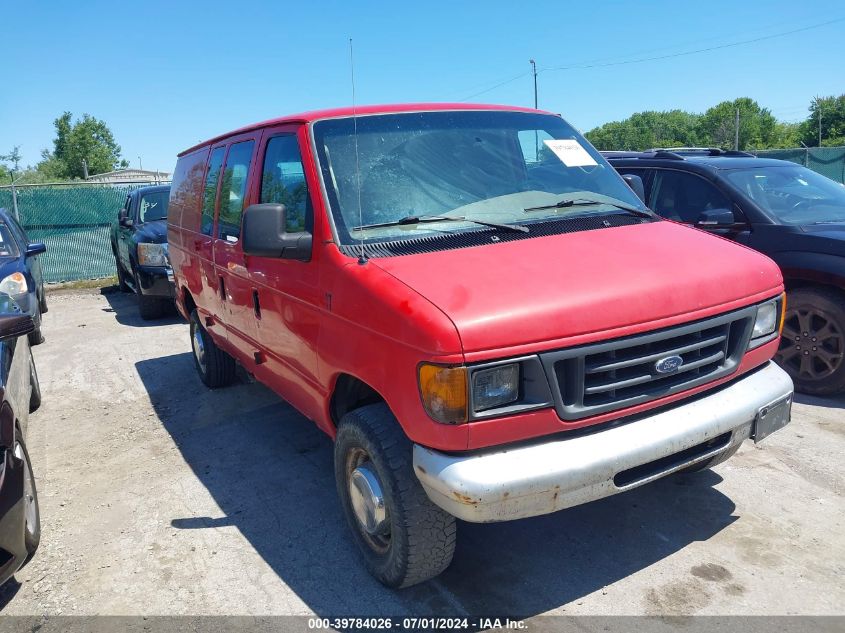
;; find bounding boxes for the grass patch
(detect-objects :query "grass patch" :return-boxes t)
[46,276,118,293]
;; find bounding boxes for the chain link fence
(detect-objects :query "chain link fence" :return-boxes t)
[753,146,845,184]
[0,182,168,283]
[0,148,843,283]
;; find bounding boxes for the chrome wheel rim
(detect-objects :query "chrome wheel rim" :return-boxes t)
[191,321,206,372]
[778,307,844,382]
[14,442,37,537]
[346,448,390,552]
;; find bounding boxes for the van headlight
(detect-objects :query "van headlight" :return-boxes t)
[0,272,28,298]
[472,364,520,412]
[748,294,785,348]
[137,243,169,267]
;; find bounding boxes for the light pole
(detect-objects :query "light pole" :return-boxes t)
[138,156,143,171]
[529,59,538,109]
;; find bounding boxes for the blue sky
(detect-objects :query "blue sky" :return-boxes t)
[2,0,843,175]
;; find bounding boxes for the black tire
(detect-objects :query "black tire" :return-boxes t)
[15,432,40,567]
[189,309,235,388]
[38,289,47,314]
[138,292,166,320]
[27,310,44,347]
[29,351,41,414]
[334,403,456,588]
[777,287,845,395]
[116,259,131,293]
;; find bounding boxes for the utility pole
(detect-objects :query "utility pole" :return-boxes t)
[138,156,143,171]
[529,59,538,109]
[734,108,740,151]
[818,99,823,147]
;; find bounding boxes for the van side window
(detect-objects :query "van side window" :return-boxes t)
[201,147,226,235]
[260,135,310,232]
[217,141,255,242]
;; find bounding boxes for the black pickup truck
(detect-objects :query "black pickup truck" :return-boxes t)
[110,185,175,320]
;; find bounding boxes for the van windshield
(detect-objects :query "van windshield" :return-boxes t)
[723,164,845,225]
[312,110,647,245]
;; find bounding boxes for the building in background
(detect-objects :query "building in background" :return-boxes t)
[86,168,170,184]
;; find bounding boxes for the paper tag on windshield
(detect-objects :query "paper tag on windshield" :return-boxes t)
[543,139,597,167]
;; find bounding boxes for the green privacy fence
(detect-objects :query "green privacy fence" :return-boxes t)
[0,182,168,283]
[753,146,845,184]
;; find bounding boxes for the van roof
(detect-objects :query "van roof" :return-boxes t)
[178,103,550,157]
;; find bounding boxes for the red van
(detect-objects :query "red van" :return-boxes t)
[168,103,793,587]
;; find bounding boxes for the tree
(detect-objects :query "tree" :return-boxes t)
[586,110,702,151]
[0,146,22,173]
[800,95,845,147]
[698,98,777,150]
[42,112,125,179]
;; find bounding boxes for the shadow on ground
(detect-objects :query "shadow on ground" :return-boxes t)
[794,391,845,410]
[101,288,180,328]
[136,352,739,618]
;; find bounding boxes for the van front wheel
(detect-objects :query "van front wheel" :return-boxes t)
[189,310,235,388]
[334,403,456,588]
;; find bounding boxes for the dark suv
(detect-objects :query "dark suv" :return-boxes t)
[110,185,175,320]
[606,148,845,395]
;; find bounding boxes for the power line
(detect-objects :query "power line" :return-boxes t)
[458,71,531,102]
[542,17,845,72]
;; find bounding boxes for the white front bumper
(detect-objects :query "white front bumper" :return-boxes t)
[413,361,793,523]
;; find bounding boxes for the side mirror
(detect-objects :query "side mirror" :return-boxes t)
[622,174,646,203]
[25,242,46,257]
[0,313,35,340]
[119,215,134,228]
[696,208,736,227]
[242,203,312,261]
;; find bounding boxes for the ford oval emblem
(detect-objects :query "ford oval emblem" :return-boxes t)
[655,355,684,374]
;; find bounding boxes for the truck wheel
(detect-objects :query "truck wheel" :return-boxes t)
[38,289,48,314]
[29,350,41,414]
[28,308,44,347]
[334,403,456,588]
[189,310,235,388]
[116,260,131,293]
[777,287,845,395]
[138,293,166,320]
[14,431,40,567]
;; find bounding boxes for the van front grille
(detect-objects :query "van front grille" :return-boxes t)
[539,306,757,421]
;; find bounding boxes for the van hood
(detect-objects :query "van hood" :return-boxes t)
[371,221,783,354]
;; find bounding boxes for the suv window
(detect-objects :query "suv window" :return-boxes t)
[260,135,310,232]
[217,141,255,242]
[201,147,226,236]
[650,170,732,223]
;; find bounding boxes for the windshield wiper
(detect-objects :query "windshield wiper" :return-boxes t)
[524,195,654,218]
[353,214,529,233]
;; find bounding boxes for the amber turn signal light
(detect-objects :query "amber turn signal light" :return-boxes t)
[418,364,467,425]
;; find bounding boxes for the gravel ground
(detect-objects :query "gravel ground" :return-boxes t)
[1,290,843,617]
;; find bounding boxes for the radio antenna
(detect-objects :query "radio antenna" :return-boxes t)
[349,37,366,265]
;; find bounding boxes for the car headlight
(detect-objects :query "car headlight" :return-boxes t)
[137,243,168,267]
[472,363,520,412]
[418,364,467,425]
[749,294,785,348]
[0,272,28,298]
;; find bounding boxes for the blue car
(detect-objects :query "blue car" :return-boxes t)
[0,209,47,346]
